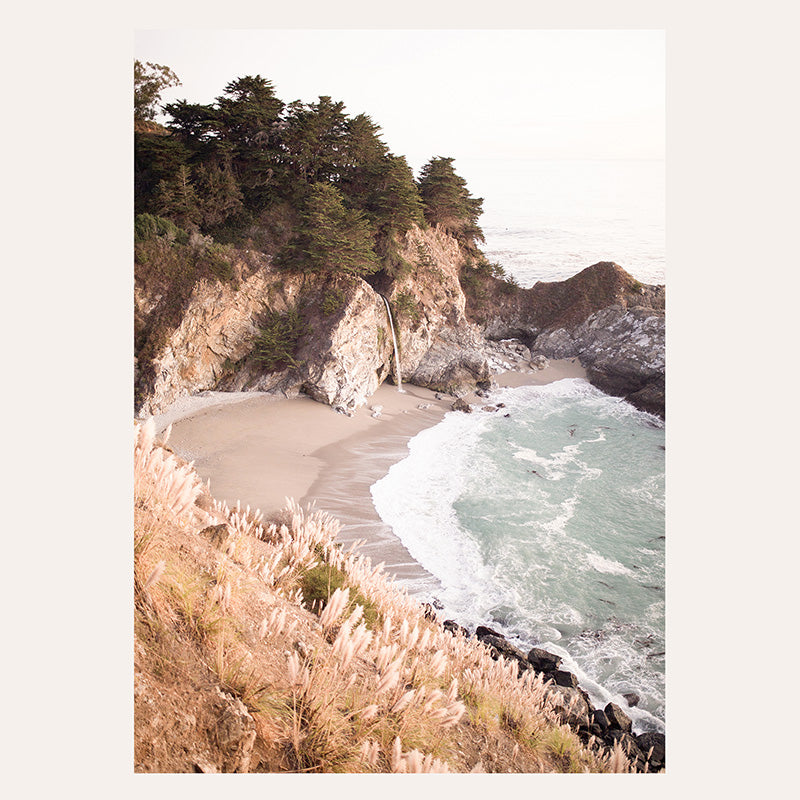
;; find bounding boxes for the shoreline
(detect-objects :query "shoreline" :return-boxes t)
[152,359,666,737]
[161,359,587,584]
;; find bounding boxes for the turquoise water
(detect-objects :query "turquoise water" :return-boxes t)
[371,379,665,733]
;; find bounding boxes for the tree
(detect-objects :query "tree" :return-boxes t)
[279,96,350,185]
[193,161,244,228]
[276,183,379,279]
[417,156,484,247]
[153,165,201,230]
[134,133,191,214]
[163,100,219,145]
[215,75,284,148]
[134,60,181,122]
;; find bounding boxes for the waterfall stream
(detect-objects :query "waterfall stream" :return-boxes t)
[381,295,404,392]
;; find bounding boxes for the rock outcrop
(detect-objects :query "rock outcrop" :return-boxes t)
[135,225,493,417]
[135,230,664,420]
[463,261,665,417]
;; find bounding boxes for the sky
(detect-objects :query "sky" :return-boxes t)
[135,29,664,172]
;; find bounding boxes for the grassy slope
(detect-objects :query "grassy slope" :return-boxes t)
[133,419,634,774]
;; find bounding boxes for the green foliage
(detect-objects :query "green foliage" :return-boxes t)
[139,73,428,270]
[134,213,188,244]
[154,164,201,230]
[299,562,379,629]
[276,183,379,279]
[321,288,346,316]
[135,133,192,215]
[458,267,483,299]
[252,308,307,372]
[417,156,484,247]
[415,243,434,269]
[392,290,420,323]
[193,161,245,228]
[134,60,180,122]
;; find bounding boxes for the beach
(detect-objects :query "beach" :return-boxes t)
[158,359,587,584]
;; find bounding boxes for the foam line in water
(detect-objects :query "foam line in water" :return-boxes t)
[370,378,665,730]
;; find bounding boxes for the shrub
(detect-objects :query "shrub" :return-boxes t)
[134,213,188,244]
[321,288,346,316]
[300,562,380,630]
[252,308,307,372]
[392,290,420,323]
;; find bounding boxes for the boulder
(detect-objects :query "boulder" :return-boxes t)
[553,670,580,688]
[622,691,640,708]
[604,701,633,733]
[443,619,469,637]
[604,730,646,769]
[451,397,472,413]
[544,684,592,730]
[635,731,666,771]
[479,634,529,667]
[212,688,257,772]
[527,647,562,673]
[591,708,610,734]
[530,354,549,370]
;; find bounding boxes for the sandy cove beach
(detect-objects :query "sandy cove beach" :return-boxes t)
[157,359,586,587]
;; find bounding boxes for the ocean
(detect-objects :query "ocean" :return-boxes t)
[462,157,665,287]
[371,158,666,733]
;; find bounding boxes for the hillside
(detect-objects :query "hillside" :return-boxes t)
[134,419,654,773]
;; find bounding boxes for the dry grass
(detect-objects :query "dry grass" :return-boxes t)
[133,419,632,773]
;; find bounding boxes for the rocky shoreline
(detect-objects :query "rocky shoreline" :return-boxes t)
[433,612,665,773]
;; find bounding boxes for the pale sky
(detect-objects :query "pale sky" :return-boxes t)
[135,29,664,171]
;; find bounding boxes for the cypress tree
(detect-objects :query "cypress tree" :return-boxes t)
[417,156,484,247]
[276,183,379,279]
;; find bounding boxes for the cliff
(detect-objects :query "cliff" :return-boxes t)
[463,261,665,417]
[135,229,665,419]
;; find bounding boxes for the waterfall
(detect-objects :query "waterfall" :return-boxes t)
[381,295,404,392]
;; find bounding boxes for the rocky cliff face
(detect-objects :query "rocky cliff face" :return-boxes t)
[464,262,665,417]
[135,234,664,420]
[134,226,491,417]
[387,226,491,394]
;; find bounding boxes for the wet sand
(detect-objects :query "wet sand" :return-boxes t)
[159,359,587,587]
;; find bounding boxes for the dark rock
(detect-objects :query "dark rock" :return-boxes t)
[496,402,505,408]
[442,619,468,637]
[635,732,665,770]
[544,685,591,729]
[605,730,646,769]
[200,524,231,548]
[451,397,472,413]
[527,647,562,673]
[476,379,492,391]
[475,625,504,639]
[622,691,640,708]
[421,603,437,621]
[604,702,633,733]
[553,670,579,688]
[479,634,530,670]
[591,709,609,733]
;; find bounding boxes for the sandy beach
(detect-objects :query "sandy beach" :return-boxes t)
[160,359,586,586]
